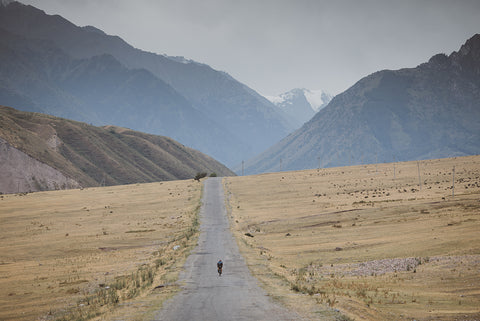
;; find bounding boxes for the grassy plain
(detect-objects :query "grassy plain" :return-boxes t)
[224,155,480,320]
[0,180,202,321]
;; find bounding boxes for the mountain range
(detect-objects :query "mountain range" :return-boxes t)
[0,105,234,194]
[0,1,294,168]
[243,34,480,174]
[266,88,332,129]
[2,1,479,178]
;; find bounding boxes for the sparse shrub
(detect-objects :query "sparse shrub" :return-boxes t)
[194,172,207,181]
[291,283,301,292]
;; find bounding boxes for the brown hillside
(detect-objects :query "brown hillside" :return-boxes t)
[0,106,234,193]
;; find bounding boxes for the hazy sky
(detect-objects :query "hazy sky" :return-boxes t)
[20,0,480,96]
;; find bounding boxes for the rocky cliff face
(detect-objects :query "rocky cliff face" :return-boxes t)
[0,138,80,193]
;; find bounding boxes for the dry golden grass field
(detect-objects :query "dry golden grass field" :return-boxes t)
[224,155,480,321]
[0,180,202,321]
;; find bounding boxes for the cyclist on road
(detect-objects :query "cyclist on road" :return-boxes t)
[217,259,223,276]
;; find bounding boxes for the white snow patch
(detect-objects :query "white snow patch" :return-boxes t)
[264,95,285,105]
[303,89,332,112]
[168,56,193,64]
[265,88,332,111]
[265,90,298,105]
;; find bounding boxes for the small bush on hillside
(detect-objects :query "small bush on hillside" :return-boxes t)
[210,173,217,177]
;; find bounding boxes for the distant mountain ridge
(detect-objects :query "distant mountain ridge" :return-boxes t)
[0,1,293,167]
[244,34,480,174]
[0,27,240,160]
[0,106,234,193]
[266,88,332,128]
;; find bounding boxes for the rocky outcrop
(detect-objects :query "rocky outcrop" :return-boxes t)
[0,138,80,193]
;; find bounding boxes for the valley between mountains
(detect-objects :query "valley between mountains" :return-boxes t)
[1,2,479,321]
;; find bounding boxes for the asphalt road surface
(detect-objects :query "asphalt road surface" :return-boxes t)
[153,177,304,321]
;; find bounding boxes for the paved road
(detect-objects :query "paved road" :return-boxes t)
[153,177,303,321]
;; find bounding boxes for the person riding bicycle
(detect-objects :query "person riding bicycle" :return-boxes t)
[217,259,223,276]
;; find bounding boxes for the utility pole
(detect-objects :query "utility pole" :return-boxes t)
[280,158,283,171]
[393,155,396,180]
[452,166,455,198]
[417,161,422,190]
[318,157,321,169]
[242,160,244,176]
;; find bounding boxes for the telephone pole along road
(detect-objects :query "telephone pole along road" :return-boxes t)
[153,177,303,321]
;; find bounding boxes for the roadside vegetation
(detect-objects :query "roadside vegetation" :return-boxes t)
[0,180,202,321]
[224,155,480,320]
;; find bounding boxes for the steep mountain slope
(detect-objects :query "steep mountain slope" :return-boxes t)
[0,106,234,193]
[0,26,245,165]
[0,1,292,166]
[244,34,480,174]
[266,88,332,129]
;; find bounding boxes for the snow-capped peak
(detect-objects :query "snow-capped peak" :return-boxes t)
[303,89,333,112]
[265,88,333,130]
[266,88,332,112]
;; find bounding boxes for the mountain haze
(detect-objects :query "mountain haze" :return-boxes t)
[0,27,244,162]
[244,34,480,174]
[0,106,234,193]
[0,1,293,167]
